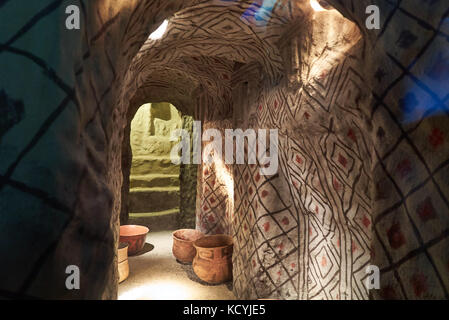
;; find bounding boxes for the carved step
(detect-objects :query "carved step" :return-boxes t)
[130,155,180,176]
[128,208,179,231]
[129,186,180,213]
[130,174,179,188]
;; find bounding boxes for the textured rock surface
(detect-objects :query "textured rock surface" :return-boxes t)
[0,0,189,299]
[178,116,198,230]
[0,0,448,300]
[128,102,181,229]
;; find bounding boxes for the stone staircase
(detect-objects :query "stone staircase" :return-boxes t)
[127,103,183,231]
[128,155,180,231]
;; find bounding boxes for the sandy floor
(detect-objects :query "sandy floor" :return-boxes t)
[118,230,236,300]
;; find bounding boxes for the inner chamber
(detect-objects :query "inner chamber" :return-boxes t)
[117,0,368,300]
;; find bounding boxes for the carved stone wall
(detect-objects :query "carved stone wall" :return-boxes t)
[0,0,447,299]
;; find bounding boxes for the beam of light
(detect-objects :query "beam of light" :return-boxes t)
[149,19,168,40]
[118,281,192,300]
[242,0,276,26]
[310,0,326,11]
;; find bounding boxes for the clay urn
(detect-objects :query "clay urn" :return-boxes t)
[192,234,233,284]
[172,229,204,263]
[118,242,129,283]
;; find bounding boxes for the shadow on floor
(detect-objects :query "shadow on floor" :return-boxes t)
[132,243,155,256]
[178,262,233,291]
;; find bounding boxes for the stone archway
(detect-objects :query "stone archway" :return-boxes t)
[86,0,449,299]
[120,101,198,231]
[117,0,372,300]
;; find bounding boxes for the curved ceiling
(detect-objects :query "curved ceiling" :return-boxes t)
[124,0,316,118]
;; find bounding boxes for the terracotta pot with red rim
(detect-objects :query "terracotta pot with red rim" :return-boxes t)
[192,234,233,284]
[119,225,149,255]
[172,229,204,263]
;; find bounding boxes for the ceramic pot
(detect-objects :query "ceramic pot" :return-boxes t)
[192,234,233,284]
[172,229,204,263]
[118,242,129,283]
[119,225,149,255]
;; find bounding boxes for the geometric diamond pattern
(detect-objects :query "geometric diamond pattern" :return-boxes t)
[1,0,448,300]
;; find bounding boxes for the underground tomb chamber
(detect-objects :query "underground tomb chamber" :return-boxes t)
[1,0,448,300]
